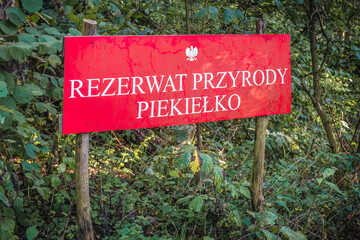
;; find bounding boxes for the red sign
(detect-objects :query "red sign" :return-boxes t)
[63,34,291,134]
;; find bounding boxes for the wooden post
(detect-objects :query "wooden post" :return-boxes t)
[75,19,97,240]
[184,0,203,182]
[250,18,268,213]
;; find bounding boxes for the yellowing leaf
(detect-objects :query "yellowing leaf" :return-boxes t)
[189,150,201,173]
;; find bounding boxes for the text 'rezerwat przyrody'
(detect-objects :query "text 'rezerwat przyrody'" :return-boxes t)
[68,68,289,119]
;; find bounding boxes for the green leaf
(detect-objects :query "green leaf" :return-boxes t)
[235,9,244,20]
[51,176,61,189]
[58,163,66,174]
[0,113,4,124]
[1,218,15,233]
[277,200,290,212]
[322,168,336,179]
[229,210,242,227]
[69,27,82,36]
[256,211,278,228]
[63,157,75,171]
[38,35,57,43]
[9,43,33,61]
[203,237,215,240]
[0,81,8,97]
[189,196,204,212]
[21,160,41,172]
[177,195,194,204]
[280,226,306,240]
[209,6,218,19]
[239,186,251,199]
[25,84,44,96]
[324,181,342,194]
[6,7,27,26]
[169,170,180,177]
[174,151,191,169]
[39,76,49,88]
[195,8,208,20]
[213,165,224,184]
[274,0,284,8]
[0,20,17,34]
[0,97,15,110]
[48,54,62,67]
[35,102,57,116]
[0,45,11,61]
[200,153,213,173]
[18,33,37,44]
[52,87,62,100]
[26,226,39,240]
[0,192,10,207]
[25,27,41,35]
[145,167,154,176]
[14,86,34,103]
[25,143,40,159]
[222,8,235,25]
[1,71,15,92]
[261,230,277,240]
[176,129,188,142]
[13,110,25,124]
[0,111,12,129]
[22,0,43,13]
[44,27,62,36]
[14,197,24,213]
[51,78,58,87]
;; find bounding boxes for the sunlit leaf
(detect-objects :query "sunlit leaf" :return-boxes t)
[239,186,251,199]
[189,196,204,212]
[189,150,202,173]
[322,168,336,179]
[262,230,277,240]
[213,165,224,184]
[280,226,306,240]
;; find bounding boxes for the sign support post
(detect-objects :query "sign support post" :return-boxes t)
[184,0,203,182]
[251,18,268,213]
[75,19,97,240]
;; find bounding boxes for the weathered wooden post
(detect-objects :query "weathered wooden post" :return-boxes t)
[250,18,268,213]
[75,19,97,240]
[184,0,202,183]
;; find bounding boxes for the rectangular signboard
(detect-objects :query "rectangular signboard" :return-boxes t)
[63,34,291,134]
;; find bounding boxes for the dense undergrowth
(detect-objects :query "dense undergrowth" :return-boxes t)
[0,0,359,239]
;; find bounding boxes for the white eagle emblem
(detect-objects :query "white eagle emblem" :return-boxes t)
[186,46,198,61]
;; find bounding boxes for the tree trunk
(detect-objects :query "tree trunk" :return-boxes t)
[75,19,97,240]
[250,18,268,213]
[307,0,342,185]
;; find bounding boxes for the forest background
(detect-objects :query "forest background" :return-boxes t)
[0,0,359,239]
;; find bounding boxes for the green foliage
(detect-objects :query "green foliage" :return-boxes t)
[21,0,43,13]
[0,0,359,239]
